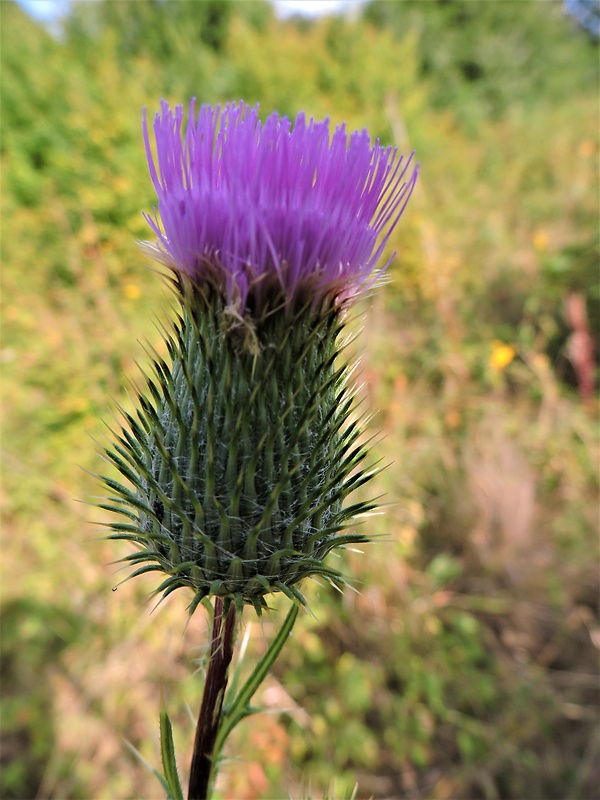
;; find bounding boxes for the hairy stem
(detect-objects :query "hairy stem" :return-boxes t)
[188,597,236,800]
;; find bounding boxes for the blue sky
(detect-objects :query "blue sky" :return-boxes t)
[17,0,69,21]
[16,0,361,23]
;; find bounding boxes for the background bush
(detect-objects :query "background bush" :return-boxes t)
[1,1,598,798]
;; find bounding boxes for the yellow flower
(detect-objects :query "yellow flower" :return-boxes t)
[489,341,515,372]
[123,283,141,300]
[533,230,549,252]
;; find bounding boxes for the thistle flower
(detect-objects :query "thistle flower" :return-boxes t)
[143,99,417,314]
[101,100,418,616]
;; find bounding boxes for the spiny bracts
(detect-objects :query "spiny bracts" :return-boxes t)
[101,290,376,615]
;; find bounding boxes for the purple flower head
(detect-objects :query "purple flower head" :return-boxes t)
[143,99,418,314]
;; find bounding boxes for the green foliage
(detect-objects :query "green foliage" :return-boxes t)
[0,600,87,799]
[363,0,599,127]
[1,0,598,798]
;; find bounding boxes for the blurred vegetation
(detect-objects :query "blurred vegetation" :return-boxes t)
[1,0,598,798]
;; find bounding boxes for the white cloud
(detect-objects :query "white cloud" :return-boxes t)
[272,0,361,18]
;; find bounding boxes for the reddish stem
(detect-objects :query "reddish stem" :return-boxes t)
[188,597,236,800]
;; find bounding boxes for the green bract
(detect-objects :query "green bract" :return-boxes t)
[101,286,376,615]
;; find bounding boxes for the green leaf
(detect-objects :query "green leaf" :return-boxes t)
[160,710,184,800]
[214,600,300,760]
[123,739,171,797]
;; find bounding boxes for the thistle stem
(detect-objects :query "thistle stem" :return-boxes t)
[188,597,237,800]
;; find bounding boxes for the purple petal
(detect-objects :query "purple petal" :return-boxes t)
[142,100,419,313]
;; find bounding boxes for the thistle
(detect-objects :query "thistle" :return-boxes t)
[103,99,418,617]
[99,99,417,799]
